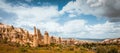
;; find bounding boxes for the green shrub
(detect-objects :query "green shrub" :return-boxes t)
[25,43,30,48]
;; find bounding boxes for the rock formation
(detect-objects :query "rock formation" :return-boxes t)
[2,23,117,47]
[101,38,120,44]
[44,31,50,45]
[32,26,38,47]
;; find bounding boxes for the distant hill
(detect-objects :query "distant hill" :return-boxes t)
[101,38,120,44]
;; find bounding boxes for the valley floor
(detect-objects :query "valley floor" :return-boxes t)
[0,41,120,53]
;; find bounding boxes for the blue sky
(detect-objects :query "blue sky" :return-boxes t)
[0,0,120,39]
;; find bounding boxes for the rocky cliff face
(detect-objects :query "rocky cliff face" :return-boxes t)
[0,23,43,47]
[0,23,63,47]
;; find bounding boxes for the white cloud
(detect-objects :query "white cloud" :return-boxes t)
[13,6,59,28]
[71,21,120,38]
[59,0,82,15]
[87,22,113,35]
[39,19,87,37]
[0,0,120,38]
[62,19,86,33]
[59,21,119,38]
[14,6,59,21]
[39,19,120,38]
[0,0,87,35]
[69,14,76,17]
[43,21,61,32]
[60,0,120,22]
[38,19,86,33]
[0,0,60,30]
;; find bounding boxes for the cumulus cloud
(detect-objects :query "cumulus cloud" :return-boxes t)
[87,22,113,35]
[62,19,86,33]
[90,0,120,22]
[0,0,59,31]
[71,21,120,38]
[61,0,120,22]
[69,14,77,17]
[0,0,120,38]
[56,21,120,38]
[13,6,59,29]
[40,19,120,38]
[37,19,86,33]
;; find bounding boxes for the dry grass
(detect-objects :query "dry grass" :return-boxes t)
[0,43,95,53]
[0,42,119,53]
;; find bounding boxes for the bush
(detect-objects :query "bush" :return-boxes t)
[15,43,21,47]
[25,43,30,48]
[50,43,56,47]
[96,45,119,53]
[96,46,107,53]
[19,47,28,53]
[108,46,118,53]
[69,47,74,51]
[2,38,8,44]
